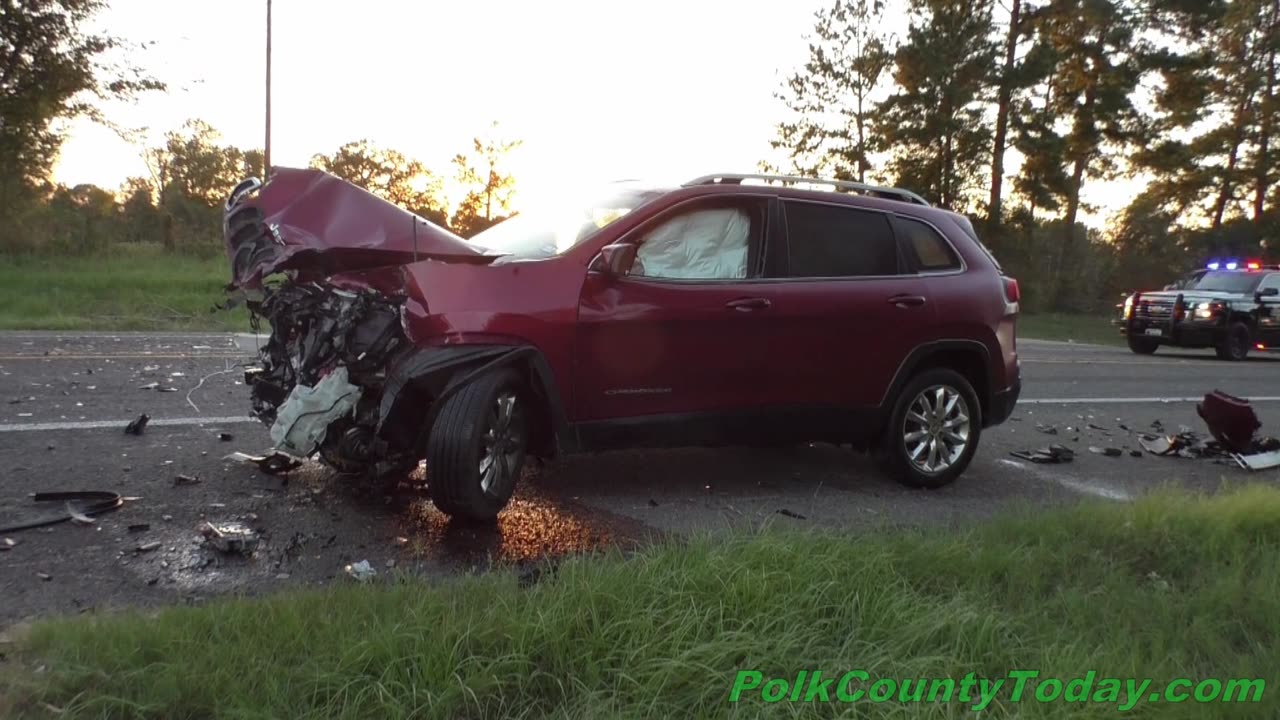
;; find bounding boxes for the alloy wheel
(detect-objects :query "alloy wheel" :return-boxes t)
[478,391,525,497]
[902,384,971,475]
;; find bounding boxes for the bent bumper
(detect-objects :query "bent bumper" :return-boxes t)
[987,375,1021,427]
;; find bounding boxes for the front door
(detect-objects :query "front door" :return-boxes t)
[574,196,771,423]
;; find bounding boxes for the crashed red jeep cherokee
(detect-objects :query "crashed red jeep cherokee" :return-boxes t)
[224,169,1021,520]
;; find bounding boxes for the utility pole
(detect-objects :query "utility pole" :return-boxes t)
[264,0,273,175]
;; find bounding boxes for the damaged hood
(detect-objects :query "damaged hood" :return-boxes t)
[224,167,497,289]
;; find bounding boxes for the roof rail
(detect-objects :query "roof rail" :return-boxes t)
[683,173,931,206]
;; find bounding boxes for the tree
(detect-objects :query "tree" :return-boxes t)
[987,0,1031,231]
[311,140,447,227]
[450,126,521,237]
[0,0,161,232]
[878,0,998,210]
[769,0,893,181]
[1018,0,1145,306]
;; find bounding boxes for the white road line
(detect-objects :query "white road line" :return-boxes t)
[0,416,257,433]
[1021,396,1280,405]
[997,458,1133,501]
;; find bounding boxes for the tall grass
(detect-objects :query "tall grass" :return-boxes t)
[3,487,1278,719]
[0,244,249,331]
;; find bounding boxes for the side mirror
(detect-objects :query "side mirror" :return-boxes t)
[593,243,637,277]
[1257,287,1279,300]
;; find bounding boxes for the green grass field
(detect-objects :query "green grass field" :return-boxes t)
[0,246,249,331]
[2,247,1115,345]
[3,487,1277,719]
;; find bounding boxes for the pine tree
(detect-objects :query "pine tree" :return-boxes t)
[769,0,893,180]
[878,0,998,210]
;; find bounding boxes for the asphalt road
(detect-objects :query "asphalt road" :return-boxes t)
[1,331,1277,625]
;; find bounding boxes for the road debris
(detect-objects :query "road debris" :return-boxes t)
[1035,423,1059,435]
[124,414,150,435]
[199,521,259,555]
[224,451,303,474]
[776,508,808,520]
[1197,391,1261,453]
[66,503,96,525]
[36,572,51,582]
[136,542,161,553]
[0,491,125,534]
[1089,446,1124,457]
[1010,444,1075,464]
[345,559,377,582]
[218,432,234,442]
[173,474,202,486]
[0,538,16,551]
[1234,449,1280,471]
[128,523,151,533]
[137,382,160,390]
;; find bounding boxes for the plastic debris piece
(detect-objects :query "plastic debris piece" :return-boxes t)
[1089,446,1123,457]
[776,508,807,520]
[124,414,150,435]
[345,559,377,582]
[128,523,151,533]
[136,542,161,553]
[1140,435,1176,455]
[173,474,201,486]
[1197,390,1262,453]
[1035,423,1059,435]
[199,521,259,555]
[218,432,234,442]
[1010,444,1074,464]
[224,451,303,475]
[1130,450,1143,458]
[1234,450,1280,471]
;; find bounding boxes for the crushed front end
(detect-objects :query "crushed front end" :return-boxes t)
[222,168,493,480]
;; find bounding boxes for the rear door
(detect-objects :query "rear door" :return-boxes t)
[762,199,934,409]
[574,195,773,421]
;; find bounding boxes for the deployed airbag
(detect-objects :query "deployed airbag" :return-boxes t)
[633,207,749,279]
[270,366,361,456]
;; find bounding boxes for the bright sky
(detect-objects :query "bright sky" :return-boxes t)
[53,0,1133,221]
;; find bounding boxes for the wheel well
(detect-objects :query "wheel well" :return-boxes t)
[909,348,990,421]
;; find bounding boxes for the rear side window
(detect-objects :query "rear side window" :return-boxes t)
[782,201,898,277]
[899,217,961,271]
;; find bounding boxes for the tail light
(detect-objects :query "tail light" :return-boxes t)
[1002,276,1020,303]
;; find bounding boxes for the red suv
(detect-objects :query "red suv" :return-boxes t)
[225,169,1021,520]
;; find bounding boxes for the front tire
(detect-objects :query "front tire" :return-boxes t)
[882,368,982,489]
[1215,322,1252,361]
[426,368,528,521]
[1127,335,1159,355]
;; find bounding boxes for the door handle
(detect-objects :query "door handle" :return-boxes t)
[888,294,927,308]
[726,297,771,311]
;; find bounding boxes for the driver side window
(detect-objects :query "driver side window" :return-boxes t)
[629,204,754,280]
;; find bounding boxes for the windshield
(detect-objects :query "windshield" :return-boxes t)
[468,185,665,259]
[1190,271,1264,293]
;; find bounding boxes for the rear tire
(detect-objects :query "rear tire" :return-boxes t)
[1215,322,1251,361]
[1127,335,1159,355]
[882,368,982,489]
[426,368,528,521]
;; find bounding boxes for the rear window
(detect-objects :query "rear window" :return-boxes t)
[899,217,961,271]
[782,201,898,277]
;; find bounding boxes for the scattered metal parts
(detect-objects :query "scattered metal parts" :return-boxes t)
[1089,446,1123,457]
[1035,423,1059,435]
[0,491,125,534]
[1010,444,1075,464]
[1234,450,1280,471]
[1140,435,1176,456]
[776,508,807,520]
[173,474,202,486]
[199,521,260,555]
[66,504,95,525]
[137,382,160,390]
[345,559,377,582]
[1197,391,1261,453]
[124,414,150,435]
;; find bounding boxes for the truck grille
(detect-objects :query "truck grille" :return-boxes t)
[1135,299,1174,320]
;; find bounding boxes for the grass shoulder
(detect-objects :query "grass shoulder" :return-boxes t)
[4,486,1278,719]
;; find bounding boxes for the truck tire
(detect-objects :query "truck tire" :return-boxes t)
[882,368,982,489]
[1127,335,1159,355]
[1215,322,1252,361]
[426,367,528,521]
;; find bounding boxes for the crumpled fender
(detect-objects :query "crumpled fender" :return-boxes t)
[377,344,574,456]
